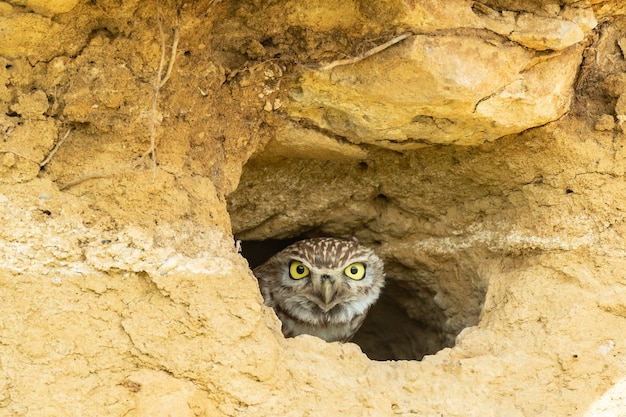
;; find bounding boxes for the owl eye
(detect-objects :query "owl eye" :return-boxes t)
[344,262,366,280]
[289,261,310,280]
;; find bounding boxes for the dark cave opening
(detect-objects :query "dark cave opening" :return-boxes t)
[239,238,455,361]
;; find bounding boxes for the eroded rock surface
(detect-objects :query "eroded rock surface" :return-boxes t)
[0,0,626,416]
[287,34,584,149]
[282,2,595,150]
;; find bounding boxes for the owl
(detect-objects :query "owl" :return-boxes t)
[253,237,385,343]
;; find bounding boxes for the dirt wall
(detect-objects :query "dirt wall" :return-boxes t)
[1,0,626,416]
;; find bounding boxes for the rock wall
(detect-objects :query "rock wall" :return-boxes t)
[1,0,626,415]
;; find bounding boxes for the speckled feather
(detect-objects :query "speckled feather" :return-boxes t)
[253,237,385,343]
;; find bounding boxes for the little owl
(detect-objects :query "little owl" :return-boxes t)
[253,237,385,343]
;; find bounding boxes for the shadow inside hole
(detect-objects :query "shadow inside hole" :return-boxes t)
[240,239,454,361]
[240,239,301,269]
[351,279,450,361]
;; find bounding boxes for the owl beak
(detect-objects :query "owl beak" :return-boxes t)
[321,279,335,305]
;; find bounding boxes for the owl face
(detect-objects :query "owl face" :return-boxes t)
[254,238,385,333]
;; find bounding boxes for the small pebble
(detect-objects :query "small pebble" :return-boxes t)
[594,114,615,131]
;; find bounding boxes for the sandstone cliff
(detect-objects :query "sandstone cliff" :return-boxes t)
[1,0,626,415]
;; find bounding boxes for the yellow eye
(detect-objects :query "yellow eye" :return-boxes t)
[344,262,366,280]
[289,261,310,280]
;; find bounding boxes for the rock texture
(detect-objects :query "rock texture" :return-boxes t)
[287,33,584,149]
[283,2,595,149]
[1,0,626,416]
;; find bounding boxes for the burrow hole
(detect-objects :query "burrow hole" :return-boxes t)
[240,239,484,360]
[228,161,487,361]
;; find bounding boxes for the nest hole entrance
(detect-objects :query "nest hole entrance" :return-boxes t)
[239,238,472,361]
[228,154,487,361]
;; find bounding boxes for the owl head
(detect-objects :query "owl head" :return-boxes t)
[254,237,385,326]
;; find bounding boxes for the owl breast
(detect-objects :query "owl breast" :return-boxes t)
[253,237,385,343]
